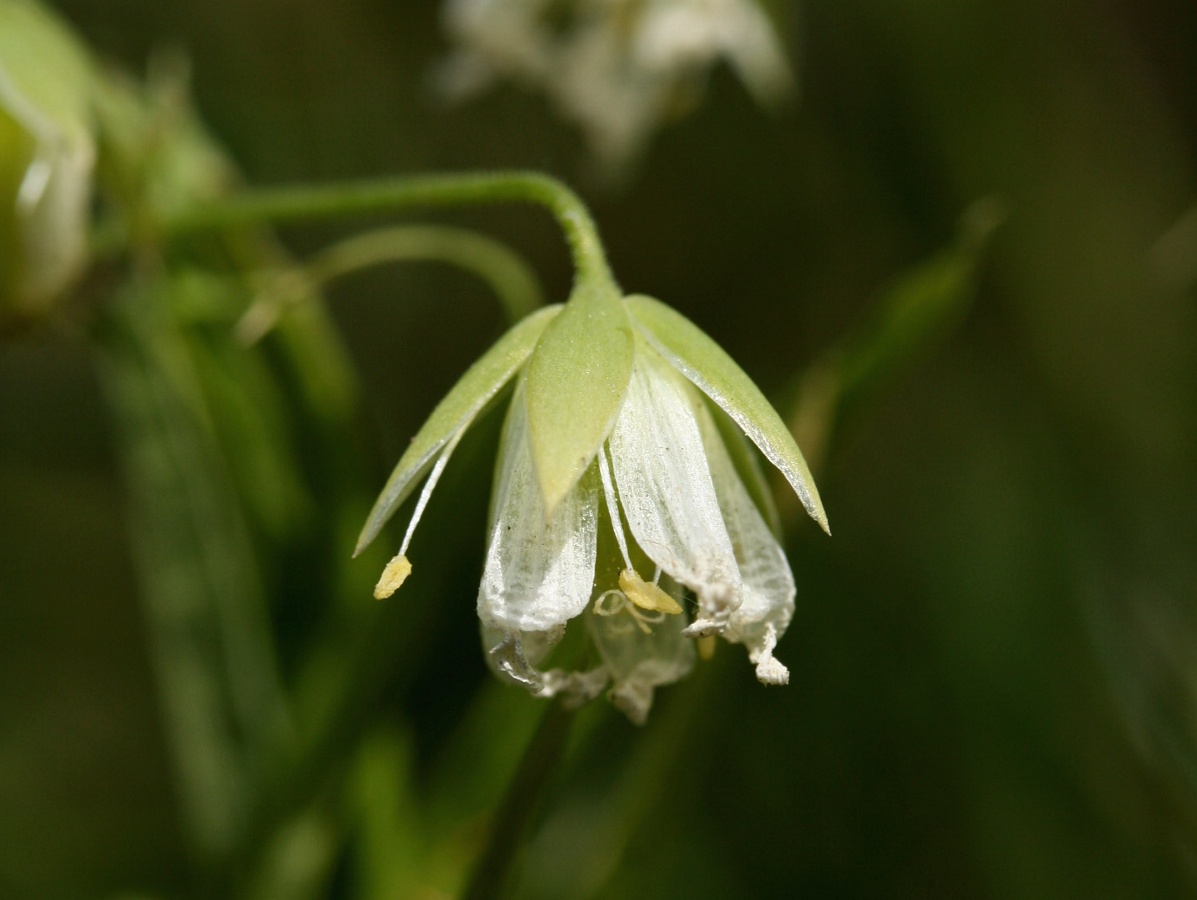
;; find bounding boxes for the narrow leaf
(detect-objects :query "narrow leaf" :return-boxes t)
[525,283,633,516]
[625,294,829,534]
[355,304,561,555]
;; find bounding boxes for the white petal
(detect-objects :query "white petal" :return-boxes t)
[478,376,599,633]
[586,577,696,725]
[481,624,609,704]
[608,345,742,623]
[697,402,795,683]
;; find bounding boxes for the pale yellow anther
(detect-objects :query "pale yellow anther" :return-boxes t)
[374,554,412,600]
[619,569,682,615]
[696,634,717,661]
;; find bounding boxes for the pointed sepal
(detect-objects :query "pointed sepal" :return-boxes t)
[355,304,561,555]
[625,294,829,534]
[525,281,633,518]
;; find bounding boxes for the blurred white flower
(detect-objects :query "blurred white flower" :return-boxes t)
[438,0,795,173]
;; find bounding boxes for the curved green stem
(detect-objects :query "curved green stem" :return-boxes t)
[310,226,543,320]
[157,171,616,294]
[237,225,545,343]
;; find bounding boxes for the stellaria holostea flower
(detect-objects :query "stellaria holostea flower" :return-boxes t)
[358,291,827,723]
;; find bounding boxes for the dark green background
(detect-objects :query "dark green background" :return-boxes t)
[2,0,1195,896]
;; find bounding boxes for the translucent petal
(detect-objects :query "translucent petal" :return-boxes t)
[697,402,795,684]
[481,623,609,704]
[607,343,742,619]
[586,578,695,725]
[624,294,828,533]
[478,376,599,633]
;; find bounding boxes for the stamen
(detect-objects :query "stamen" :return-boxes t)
[373,554,412,599]
[592,587,665,634]
[598,447,633,570]
[619,569,682,615]
[397,427,465,558]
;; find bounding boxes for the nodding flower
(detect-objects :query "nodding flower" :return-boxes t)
[358,293,827,724]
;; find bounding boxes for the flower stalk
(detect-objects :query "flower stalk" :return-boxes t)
[145,170,617,295]
[460,700,574,900]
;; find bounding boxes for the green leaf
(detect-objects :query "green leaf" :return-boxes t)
[525,282,633,517]
[625,294,829,534]
[95,276,291,859]
[355,304,561,555]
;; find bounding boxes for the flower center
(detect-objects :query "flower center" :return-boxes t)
[592,567,682,634]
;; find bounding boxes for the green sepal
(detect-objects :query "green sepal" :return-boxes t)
[625,294,829,534]
[705,397,783,538]
[525,281,633,518]
[355,304,561,555]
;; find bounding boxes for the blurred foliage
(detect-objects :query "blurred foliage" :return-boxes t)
[1,0,1196,898]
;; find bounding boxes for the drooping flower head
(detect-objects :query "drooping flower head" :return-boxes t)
[359,288,827,723]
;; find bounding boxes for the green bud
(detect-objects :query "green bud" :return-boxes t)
[0,0,95,318]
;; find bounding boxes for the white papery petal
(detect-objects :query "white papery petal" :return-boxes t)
[587,578,696,725]
[608,346,741,620]
[478,377,599,633]
[697,401,795,683]
[482,623,609,703]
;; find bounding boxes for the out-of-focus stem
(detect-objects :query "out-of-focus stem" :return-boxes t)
[460,700,574,900]
[148,171,616,295]
[236,225,544,343]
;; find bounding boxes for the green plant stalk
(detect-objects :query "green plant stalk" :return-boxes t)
[157,171,616,295]
[310,225,544,321]
[237,224,544,342]
[94,279,294,880]
[460,700,575,900]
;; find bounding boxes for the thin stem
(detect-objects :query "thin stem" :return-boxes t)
[236,225,544,342]
[154,171,616,293]
[310,225,544,322]
[461,700,574,900]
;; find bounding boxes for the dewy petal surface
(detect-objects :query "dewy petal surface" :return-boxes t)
[478,376,599,633]
[607,342,741,605]
[697,401,795,669]
[356,304,561,555]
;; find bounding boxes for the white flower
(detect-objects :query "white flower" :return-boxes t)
[360,294,826,723]
[479,338,796,722]
[437,0,795,173]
